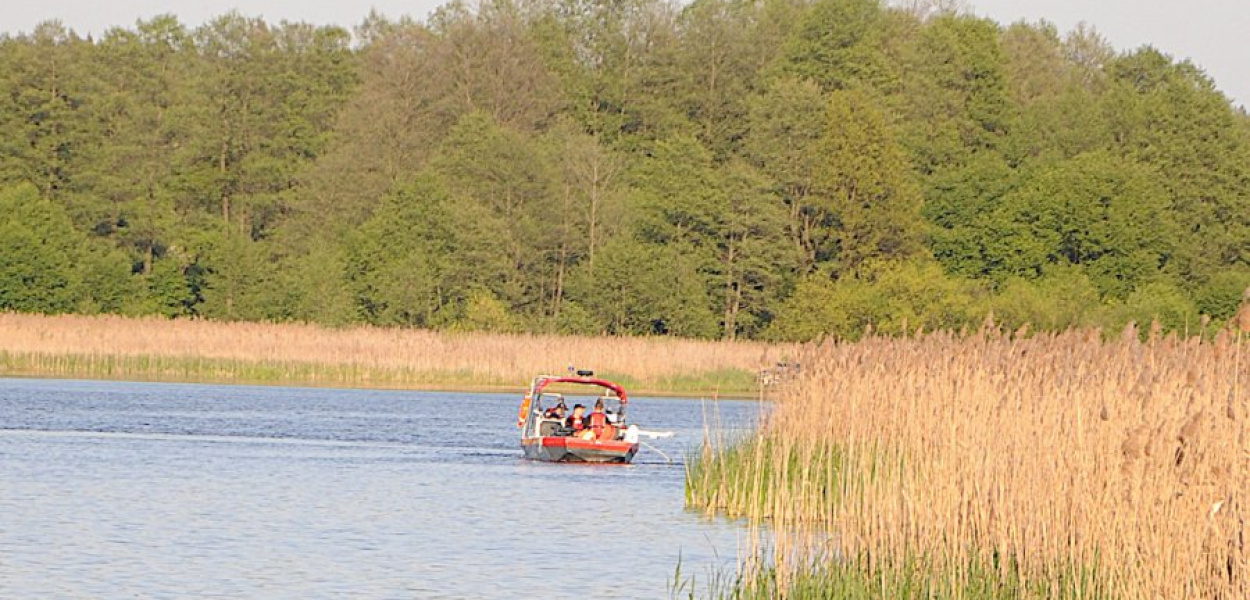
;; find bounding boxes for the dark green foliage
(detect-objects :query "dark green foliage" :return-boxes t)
[141,257,195,317]
[898,13,1013,174]
[817,88,926,272]
[744,76,829,272]
[77,241,144,315]
[777,0,894,92]
[1104,47,1250,280]
[0,184,83,312]
[0,5,1246,341]
[347,172,506,328]
[1192,269,1250,323]
[983,151,1175,297]
[568,236,719,338]
[630,135,793,338]
[198,230,282,321]
[923,153,1022,278]
[0,24,98,201]
[1098,280,1199,335]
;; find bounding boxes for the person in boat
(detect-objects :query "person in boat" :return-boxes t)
[543,402,567,420]
[586,399,617,441]
[565,404,587,432]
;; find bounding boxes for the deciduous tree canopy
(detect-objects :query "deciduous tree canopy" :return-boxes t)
[2,1,1248,341]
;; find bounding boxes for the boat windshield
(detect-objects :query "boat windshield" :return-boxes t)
[534,389,626,426]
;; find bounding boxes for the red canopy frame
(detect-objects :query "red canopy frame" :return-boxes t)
[531,376,629,405]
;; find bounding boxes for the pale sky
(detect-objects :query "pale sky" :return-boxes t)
[2,1,1247,108]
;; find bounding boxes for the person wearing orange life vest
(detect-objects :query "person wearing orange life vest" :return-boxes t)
[586,398,617,441]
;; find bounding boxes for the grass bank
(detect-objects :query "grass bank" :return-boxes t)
[675,554,1109,600]
[684,325,1249,599]
[0,313,791,396]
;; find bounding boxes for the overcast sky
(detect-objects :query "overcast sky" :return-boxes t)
[3,1,1247,108]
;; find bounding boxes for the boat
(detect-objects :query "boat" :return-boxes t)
[517,371,640,464]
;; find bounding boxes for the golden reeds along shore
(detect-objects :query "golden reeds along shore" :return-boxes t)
[687,326,1249,599]
[0,313,793,396]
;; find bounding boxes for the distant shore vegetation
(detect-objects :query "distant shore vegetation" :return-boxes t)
[0,313,782,395]
[2,0,1249,342]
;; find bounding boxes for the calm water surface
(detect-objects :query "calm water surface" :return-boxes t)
[0,378,760,599]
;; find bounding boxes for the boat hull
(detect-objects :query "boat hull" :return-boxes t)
[521,436,639,464]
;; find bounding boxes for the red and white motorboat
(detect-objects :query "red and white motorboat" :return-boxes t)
[517,372,640,464]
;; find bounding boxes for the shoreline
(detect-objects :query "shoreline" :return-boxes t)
[0,314,786,400]
[0,353,762,399]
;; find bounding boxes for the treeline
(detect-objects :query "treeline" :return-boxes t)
[2,0,1249,341]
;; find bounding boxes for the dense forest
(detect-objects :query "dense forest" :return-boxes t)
[2,0,1248,341]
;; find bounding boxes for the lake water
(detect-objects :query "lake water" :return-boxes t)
[0,378,761,598]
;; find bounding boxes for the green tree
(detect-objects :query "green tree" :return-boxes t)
[540,0,685,143]
[0,183,83,312]
[991,151,1176,298]
[923,153,1021,278]
[450,290,522,333]
[140,256,194,317]
[348,173,508,328]
[1104,47,1250,280]
[1097,280,1199,336]
[998,21,1111,164]
[183,15,355,236]
[198,230,281,321]
[775,0,894,92]
[715,161,794,338]
[89,16,194,275]
[630,135,792,338]
[277,244,357,325]
[744,76,829,271]
[542,120,627,319]
[430,111,558,315]
[0,22,99,202]
[292,18,451,235]
[567,236,718,337]
[817,88,927,272]
[898,13,1012,174]
[77,241,145,315]
[665,0,794,157]
[1192,269,1250,323]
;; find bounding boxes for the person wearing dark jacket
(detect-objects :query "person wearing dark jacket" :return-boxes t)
[543,403,567,420]
[565,404,586,431]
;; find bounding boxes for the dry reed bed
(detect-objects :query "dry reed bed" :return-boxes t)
[0,313,792,391]
[691,326,1248,598]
